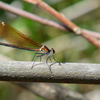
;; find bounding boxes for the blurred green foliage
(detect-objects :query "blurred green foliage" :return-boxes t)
[0,0,100,100]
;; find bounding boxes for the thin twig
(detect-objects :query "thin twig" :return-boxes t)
[0,1,67,31]
[0,1,100,39]
[14,82,87,100]
[0,1,100,48]
[81,31,100,48]
[23,0,100,48]
[0,60,100,84]
[24,0,82,34]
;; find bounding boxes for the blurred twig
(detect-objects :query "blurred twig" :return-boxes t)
[24,0,82,35]
[0,1,66,31]
[0,1,100,39]
[23,0,100,48]
[14,82,87,100]
[61,0,100,20]
[0,60,100,84]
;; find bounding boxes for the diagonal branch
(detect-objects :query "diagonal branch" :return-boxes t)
[24,0,82,34]
[0,1,100,39]
[23,0,100,48]
[0,1,67,31]
[0,60,100,84]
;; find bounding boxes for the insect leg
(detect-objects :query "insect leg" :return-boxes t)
[46,53,52,73]
[31,53,46,69]
[51,53,61,65]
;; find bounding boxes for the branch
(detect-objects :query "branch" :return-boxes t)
[0,60,100,84]
[23,0,100,48]
[0,1,100,39]
[24,0,82,34]
[0,55,87,100]
[14,82,87,100]
[0,1,67,31]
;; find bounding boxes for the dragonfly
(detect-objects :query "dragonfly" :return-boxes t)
[0,22,60,72]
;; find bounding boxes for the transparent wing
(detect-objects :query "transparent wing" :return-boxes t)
[0,22,42,48]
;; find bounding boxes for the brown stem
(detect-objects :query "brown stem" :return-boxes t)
[0,1,100,48]
[81,31,100,48]
[82,29,100,39]
[0,1,100,38]
[0,1,67,31]
[23,0,100,48]
[24,0,82,34]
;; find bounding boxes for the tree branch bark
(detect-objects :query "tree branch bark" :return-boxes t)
[0,60,100,84]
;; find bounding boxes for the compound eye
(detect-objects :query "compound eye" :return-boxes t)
[51,48,55,54]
